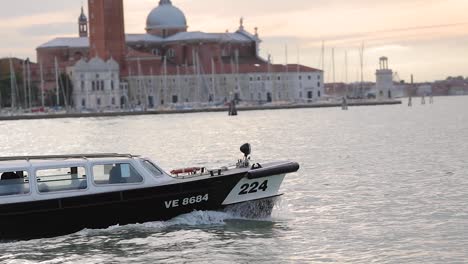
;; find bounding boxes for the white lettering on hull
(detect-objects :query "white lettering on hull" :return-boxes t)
[164,194,209,209]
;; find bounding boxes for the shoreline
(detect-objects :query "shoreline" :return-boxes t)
[0,100,401,121]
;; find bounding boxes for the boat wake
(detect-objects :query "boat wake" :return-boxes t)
[76,198,291,237]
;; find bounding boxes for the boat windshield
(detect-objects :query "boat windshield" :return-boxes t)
[142,160,163,177]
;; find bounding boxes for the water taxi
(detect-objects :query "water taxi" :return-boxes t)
[0,144,299,240]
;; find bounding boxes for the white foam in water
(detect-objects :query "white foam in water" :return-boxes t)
[169,210,232,226]
[75,198,291,237]
[270,197,296,220]
[75,211,234,237]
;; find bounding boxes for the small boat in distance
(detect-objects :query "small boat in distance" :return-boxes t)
[0,144,299,240]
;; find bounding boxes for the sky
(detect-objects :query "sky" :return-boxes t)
[0,0,467,82]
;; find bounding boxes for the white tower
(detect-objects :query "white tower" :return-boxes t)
[375,57,394,99]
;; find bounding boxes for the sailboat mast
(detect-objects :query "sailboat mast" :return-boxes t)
[150,67,154,107]
[54,57,60,106]
[163,56,167,104]
[40,61,45,108]
[332,48,335,96]
[285,44,289,95]
[9,58,16,109]
[345,50,348,84]
[321,41,325,72]
[27,60,32,109]
[211,57,215,102]
[22,60,27,108]
[137,58,146,110]
[345,50,348,97]
[359,42,365,96]
[234,50,240,101]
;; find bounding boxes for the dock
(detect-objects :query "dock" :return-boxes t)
[0,100,401,121]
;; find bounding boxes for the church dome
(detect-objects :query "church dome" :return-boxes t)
[146,0,187,31]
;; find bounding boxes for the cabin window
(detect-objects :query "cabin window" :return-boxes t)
[142,160,163,177]
[92,163,143,185]
[36,167,87,193]
[0,170,30,196]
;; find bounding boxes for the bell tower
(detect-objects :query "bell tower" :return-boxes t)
[88,0,126,68]
[78,6,88,37]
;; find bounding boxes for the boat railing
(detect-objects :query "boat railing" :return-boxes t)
[0,153,137,162]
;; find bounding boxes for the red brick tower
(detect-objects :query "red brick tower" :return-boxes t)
[88,0,126,68]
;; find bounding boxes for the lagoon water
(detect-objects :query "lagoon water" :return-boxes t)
[1,96,468,263]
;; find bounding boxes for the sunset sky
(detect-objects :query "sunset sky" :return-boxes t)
[0,0,467,82]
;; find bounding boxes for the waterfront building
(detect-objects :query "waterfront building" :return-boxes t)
[36,0,323,110]
[70,57,128,111]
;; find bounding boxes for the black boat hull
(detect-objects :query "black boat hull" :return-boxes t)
[0,162,296,240]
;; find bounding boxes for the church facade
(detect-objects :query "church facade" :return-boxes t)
[37,0,323,110]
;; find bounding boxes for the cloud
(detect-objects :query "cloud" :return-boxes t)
[19,23,76,36]
[0,0,467,81]
[0,0,81,19]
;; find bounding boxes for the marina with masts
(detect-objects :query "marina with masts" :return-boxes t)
[6,0,467,119]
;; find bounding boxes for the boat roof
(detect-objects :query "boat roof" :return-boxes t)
[0,154,140,169]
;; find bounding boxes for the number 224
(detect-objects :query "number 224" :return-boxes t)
[239,180,268,195]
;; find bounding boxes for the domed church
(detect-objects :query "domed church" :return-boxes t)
[146,0,188,37]
[37,0,323,110]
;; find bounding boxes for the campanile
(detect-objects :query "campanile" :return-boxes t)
[88,0,126,68]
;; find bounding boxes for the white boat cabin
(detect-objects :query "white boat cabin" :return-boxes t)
[0,154,174,205]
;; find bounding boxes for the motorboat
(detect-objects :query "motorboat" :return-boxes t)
[0,144,299,240]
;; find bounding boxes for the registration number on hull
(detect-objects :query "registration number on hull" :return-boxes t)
[239,180,268,195]
[164,194,209,209]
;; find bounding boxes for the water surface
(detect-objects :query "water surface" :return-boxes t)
[1,96,468,263]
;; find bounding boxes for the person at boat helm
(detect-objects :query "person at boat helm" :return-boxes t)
[0,171,24,195]
[1,171,21,182]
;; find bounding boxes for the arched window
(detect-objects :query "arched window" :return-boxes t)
[167,49,176,58]
[151,49,160,56]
